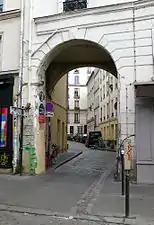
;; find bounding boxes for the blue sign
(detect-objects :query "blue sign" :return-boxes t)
[46,102,55,112]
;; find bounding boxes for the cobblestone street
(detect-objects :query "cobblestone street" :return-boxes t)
[0,142,117,224]
[0,142,154,224]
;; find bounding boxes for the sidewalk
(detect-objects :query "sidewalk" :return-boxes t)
[91,173,154,224]
[51,150,83,170]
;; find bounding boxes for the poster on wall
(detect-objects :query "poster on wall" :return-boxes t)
[0,108,8,148]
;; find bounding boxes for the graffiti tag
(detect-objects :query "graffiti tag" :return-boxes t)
[0,153,9,166]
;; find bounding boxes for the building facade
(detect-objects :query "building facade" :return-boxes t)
[67,68,90,135]
[0,0,68,174]
[0,0,154,183]
[87,69,118,141]
[0,1,21,173]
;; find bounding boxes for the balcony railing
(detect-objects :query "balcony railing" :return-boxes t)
[63,0,87,12]
[74,120,80,124]
[74,106,80,111]
[74,95,80,99]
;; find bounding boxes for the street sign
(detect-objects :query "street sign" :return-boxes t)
[45,112,54,117]
[10,106,23,116]
[124,140,132,170]
[46,102,55,112]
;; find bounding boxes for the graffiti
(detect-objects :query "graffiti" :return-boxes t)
[13,117,18,171]
[0,153,9,166]
[0,108,8,147]
[24,146,37,174]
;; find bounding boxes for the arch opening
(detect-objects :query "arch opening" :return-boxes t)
[34,39,118,174]
[36,39,118,96]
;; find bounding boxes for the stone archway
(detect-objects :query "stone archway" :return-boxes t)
[30,36,118,174]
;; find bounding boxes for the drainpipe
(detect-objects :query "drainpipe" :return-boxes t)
[27,0,32,102]
[13,0,25,173]
[151,28,154,81]
[18,0,25,107]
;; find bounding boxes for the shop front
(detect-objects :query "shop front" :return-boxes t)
[0,75,14,171]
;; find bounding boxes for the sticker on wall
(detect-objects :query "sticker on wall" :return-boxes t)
[39,103,45,115]
[39,115,45,124]
[0,108,8,147]
[39,91,45,102]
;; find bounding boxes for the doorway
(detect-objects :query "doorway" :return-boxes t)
[0,76,14,169]
[62,122,65,152]
[136,97,154,183]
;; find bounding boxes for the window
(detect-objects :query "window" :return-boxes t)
[100,88,102,101]
[74,113,80,123]
[100,107,102,122]
[74,100,79,108]
[74,75,79,85]
[74,69,79,74]
[67,112,70,123]
[103,105,106,120]
[103,85,105,99]
[107,103,109,117]
[70,126,74,134]
[77,126,83,134]
[103,71,105,80]
[0,0,3,12]
[115,81,118,89]
[63,0,87,12]
[74,88,79,98]
[111,100,114,117]
[68,88,69,99]
[110,76,113,85]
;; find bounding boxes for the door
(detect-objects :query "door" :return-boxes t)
[57,119,60,147]
[136,104,152,161]
[0,77,13,169]
[62,122,65,151]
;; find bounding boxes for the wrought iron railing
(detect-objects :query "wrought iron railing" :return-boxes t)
[74,106,80,111]
[63,0,87,12]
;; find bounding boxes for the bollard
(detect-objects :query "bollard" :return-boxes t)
[125,170,130,218]
[121,150,125,195]
[19,107,24,176]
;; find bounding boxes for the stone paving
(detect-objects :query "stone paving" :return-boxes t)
[0,142,154,224]
[90,173,154,222]
[0,143,116,214]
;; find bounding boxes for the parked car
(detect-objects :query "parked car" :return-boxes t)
[74,133,82,142]
[67,134,75,141]
[80,134,87,143]
[85,131,105,148]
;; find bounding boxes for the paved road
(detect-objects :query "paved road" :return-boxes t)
[0,142,116,224]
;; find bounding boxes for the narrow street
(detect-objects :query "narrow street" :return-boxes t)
[1,142,154,224]
[0,142,116,225]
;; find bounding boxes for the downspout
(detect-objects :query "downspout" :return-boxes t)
[14,0,25,173]
[18,0,25,107]
[151,28,154,81]
[28,0,32,102]
[132,6,136,82]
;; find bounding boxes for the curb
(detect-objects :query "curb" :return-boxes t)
[53,151,83,170]
[0,204,140,224]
